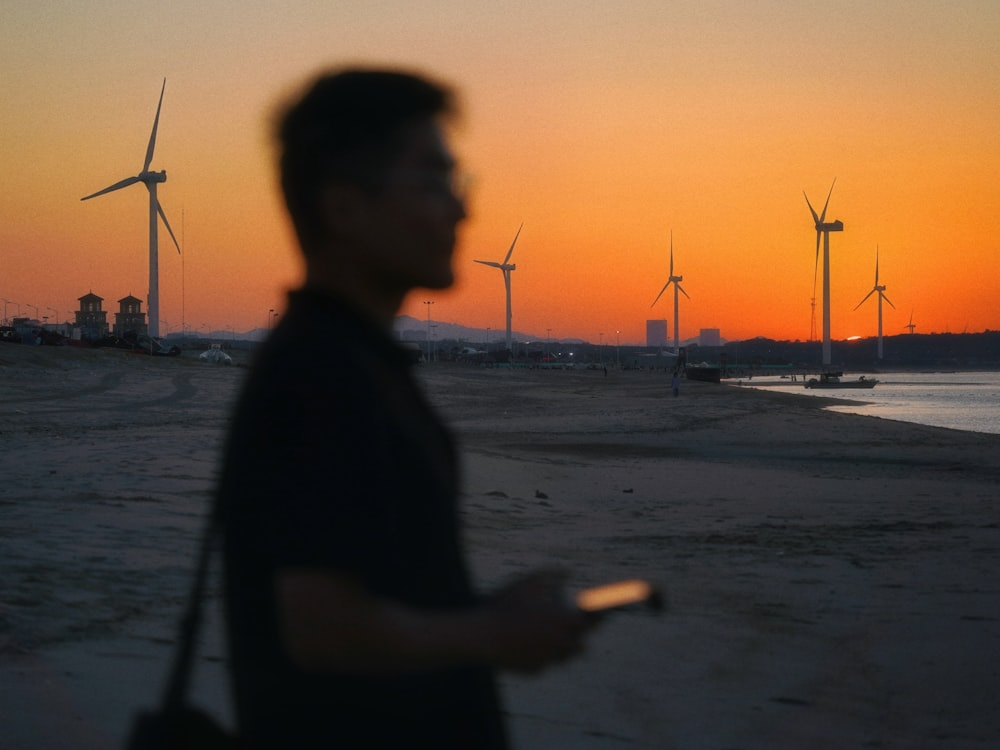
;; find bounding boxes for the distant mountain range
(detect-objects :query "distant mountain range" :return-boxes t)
[167,316,683,347]
[391,315,580,345]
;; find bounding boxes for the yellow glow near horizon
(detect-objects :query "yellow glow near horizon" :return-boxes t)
[2,2,998,343]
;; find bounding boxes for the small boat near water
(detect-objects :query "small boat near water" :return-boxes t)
[685,364,722,383]
[805,372,878,389]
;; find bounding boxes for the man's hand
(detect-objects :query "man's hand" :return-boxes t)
[480,570,597,674]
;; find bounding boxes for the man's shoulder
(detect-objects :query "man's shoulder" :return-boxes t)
[269,291,406,365]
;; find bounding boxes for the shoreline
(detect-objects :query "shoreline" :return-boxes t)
[1,349,999,748]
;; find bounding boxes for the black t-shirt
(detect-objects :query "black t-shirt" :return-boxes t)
[218,289,506,748]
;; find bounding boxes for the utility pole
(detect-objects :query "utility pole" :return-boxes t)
[423,300,435,363]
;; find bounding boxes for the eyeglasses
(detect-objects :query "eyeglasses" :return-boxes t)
[385,169,475,202]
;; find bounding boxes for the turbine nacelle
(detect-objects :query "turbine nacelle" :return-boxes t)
[141,170,168,184]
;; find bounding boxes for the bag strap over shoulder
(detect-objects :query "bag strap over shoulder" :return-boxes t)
[161,511,220,711]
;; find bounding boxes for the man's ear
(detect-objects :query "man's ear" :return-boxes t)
[318,184,374,243]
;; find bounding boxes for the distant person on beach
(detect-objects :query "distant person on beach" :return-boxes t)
[672,371,681,397]
[216,68,594,749]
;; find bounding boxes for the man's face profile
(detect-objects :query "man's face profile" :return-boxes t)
[326,117,466,298]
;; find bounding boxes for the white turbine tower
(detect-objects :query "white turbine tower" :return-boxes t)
[854,247,895,359]
[650,231,689,355]
[475,224,521,354]
[81,79,180,338]
[804,179,844,366]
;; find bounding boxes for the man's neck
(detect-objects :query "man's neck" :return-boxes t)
[303,265,404,330]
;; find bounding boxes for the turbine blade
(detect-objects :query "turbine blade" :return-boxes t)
[803,191,820,225]
[819,178,836,223]
[81,175,141,201]
[882,292,895,309]
[874,245,880,283]
[651,281,670,307]
[813,231,820,294]
[854,289,875,310]
[677,283,690,300]
[143,79,167,173]
[669,231,674,276]
[157,200,181,254]
[503,223,523,264]
[474,259,502,269]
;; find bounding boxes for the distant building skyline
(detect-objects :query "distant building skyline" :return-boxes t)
[646,319,667,348]
[700,328,722,347]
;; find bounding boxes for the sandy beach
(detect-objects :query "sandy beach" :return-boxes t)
[2,344,998,749]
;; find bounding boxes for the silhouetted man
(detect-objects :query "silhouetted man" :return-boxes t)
[217,68,592,749]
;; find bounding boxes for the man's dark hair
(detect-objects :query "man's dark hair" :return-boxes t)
[277,68,455,252]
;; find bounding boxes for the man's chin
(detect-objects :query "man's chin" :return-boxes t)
[421,269,455,291]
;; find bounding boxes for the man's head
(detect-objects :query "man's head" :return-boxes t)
[276,69,466,314]
[279,71,458,234]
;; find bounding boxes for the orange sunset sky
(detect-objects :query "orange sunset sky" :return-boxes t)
[2,2,998,345]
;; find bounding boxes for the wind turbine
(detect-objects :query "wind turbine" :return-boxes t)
[804,179,844,366]
[904,311,916,334]
[81,79,180,338]
[474,224,521,353]
[651,231,689,355]
[854,246,895,359]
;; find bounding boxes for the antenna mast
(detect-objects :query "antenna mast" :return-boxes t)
[181,206,186,336]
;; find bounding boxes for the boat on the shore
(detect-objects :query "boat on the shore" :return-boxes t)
[805,372,878,389]
[685,364,721,383]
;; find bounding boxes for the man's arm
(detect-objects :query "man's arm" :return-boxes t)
[275,568,592,675]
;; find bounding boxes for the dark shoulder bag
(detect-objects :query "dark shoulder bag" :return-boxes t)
[124,513,240,750]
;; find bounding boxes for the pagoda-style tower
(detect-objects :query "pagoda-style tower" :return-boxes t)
[75,292,110,338]
[114,295,147,336]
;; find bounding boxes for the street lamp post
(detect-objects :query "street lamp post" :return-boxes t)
[5,299,21,323]
[598,332,603,364]
[48,308,63,335]
[616,330,621,369]
[423,300,435,363]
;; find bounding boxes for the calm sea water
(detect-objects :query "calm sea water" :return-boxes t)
[737,370,1000,436]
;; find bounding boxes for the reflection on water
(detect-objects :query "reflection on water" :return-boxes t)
[736,371,1000,435]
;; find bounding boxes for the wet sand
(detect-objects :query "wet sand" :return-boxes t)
[1,345,998,748]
